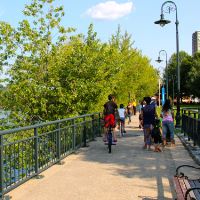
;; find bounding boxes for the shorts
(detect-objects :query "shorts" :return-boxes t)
[104,114,115,128]
[120,117,125,122]
[162,121,174,140]
[143,124,153,145]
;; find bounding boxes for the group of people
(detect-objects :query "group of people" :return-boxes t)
[140,97,175,152]
[102,94,175,152]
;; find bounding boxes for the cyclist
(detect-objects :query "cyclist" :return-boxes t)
[117,104,126,136]
[103,94,118,143]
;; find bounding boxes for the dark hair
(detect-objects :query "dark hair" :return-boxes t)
[120,104,124,108]
[143,97,151,105]
[162,99,172,112]
[108,94,113,101]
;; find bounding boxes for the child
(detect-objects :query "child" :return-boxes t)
[151,118,162,152]
[117,104,126,136]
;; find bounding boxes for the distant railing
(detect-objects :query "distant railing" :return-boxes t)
[0,112,102,198]
[181,108,200,146]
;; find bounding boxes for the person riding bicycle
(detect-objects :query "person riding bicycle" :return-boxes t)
[103,94,118,143]
[117,104,126,135]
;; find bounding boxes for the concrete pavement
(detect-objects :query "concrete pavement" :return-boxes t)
[7,114,199,200]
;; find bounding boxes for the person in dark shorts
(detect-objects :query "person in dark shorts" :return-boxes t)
[151,118,162,152]
[103,94,118,142]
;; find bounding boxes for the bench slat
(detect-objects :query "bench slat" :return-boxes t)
[189,179,200,199]
[173,177,185,199]
[185,179,196,199]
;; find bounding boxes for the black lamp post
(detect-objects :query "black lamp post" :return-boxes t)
[168,75,176,105]
[154,1,181,128]
[156,50,168,99]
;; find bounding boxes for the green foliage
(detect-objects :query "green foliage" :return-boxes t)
[188,52,200,97]
[0,1,158,128]
[167,51,200,99]
[167,51,192,98]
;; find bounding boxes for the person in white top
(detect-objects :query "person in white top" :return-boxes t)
[117,104,126,135]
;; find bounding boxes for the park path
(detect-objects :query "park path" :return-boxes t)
[7,113,198,200]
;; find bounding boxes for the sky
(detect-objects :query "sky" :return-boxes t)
[0,0,200,74]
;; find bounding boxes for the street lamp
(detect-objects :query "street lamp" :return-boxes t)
[156,50,168,99]
[169,75,176,105]
[154,1,181,128]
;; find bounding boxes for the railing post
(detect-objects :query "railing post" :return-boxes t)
[91,115,95,141]
[56,123,61,163]
[82,117,88,147]
[98,113,102,137]
[83,122,87,147]
[0,134,4,199]
[34,127,39,176]
[198,118,200,145]
[198,107,200,119]
[72,119,76,151]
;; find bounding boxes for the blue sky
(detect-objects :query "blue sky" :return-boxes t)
[1,0,200,73]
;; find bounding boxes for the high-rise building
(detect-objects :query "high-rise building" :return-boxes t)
[192,31,200,55]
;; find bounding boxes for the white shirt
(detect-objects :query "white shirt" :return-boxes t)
[118,108,125,118]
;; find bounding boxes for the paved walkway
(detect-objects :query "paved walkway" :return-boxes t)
[7,114,199,200]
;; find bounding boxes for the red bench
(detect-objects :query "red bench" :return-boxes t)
[173,165,200,200]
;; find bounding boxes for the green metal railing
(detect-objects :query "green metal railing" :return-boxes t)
[0,112,102,198]
[181,108,200,146]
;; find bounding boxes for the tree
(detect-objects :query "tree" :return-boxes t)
[188,52,200,97]
[0,0,75,125]
[166,51,192,99]
[0,2,159,128]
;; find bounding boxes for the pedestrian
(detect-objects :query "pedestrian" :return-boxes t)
[126,102,132,124]
[138,100,144,129]
[141,97,157,150]
[132,99,137,115]
[160,99,175,147]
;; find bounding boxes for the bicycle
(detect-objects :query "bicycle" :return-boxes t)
[119,119,125,137]
[105,125,116,153]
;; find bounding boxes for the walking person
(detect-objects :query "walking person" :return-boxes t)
[132,99,137,115]
[160,99,175,147]
[141,97,157,150]
[138,100,145,129]
[126,102,132,124]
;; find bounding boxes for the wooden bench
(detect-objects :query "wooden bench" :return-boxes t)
[173,165,200,200]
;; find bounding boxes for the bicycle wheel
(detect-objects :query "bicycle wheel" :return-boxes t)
[107,131,112,153]
[120,122,123,137]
